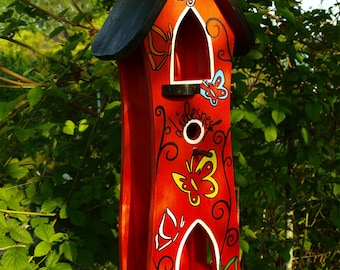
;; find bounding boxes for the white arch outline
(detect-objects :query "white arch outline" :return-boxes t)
[175,219,220,270]
[170,7,214,85]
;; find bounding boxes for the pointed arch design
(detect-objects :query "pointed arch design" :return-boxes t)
[175,219,220,270]
[170,7,214,84]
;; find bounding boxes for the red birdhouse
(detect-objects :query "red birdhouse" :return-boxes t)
[92,0,253,269]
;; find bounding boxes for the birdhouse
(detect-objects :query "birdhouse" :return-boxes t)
[91,0,254,269]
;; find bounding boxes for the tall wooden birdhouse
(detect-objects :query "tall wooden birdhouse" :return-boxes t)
[92,0,254,269]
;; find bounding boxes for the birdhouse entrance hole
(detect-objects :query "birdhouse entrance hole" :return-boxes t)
[183,119,204,144]
[173,9,211,82]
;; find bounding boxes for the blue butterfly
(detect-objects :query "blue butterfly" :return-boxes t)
[200,69,228,106]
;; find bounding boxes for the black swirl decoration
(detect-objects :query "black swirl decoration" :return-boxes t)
[213,129,225,145]
[212,200,230,220]
[225,227,239,247]
[153,255,174,270]
[212,200,239,251]
[206,18,232,62]
[155,106,179,174]
[213,128,233,169]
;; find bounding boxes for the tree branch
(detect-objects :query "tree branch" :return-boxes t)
[21,0,94,32]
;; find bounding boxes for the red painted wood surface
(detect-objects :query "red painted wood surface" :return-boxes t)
[118,1,241,269]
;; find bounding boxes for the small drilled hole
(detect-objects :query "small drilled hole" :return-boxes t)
[186,122,201,140]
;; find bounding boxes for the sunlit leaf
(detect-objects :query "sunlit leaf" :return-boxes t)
[240,239,249,253]
[333,184,340,197]
[78,119,89,132]
[1,247,28,270]
[5,159,29,180]
[0,235,16,249]
[263,125,277,142]
[9,226,33,244]
[45,251,60,268]
[62,120,75,136]
[271,109,286,125]
[231,108,244,124]
[301,127,311,146]
[34,241,51,257]
[34,224,55,242]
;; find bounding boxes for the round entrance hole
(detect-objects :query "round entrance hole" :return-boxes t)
[183,119,204,144]
[187,122,201,140]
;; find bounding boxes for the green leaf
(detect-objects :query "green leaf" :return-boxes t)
[0,187,11,202]
[104,101,121,111]
[238,152,248,168]
[30,218,49,228]
[0,102,14,121]
[301,127,311,146]
[9,227,33,244]
[72,13,87,24]
[303,240,312,250]
[240,239,250,253]
[231,108,244,124]
[45,251,60,268]
[25,183,36,199]
[41,197,63,213]
[34,224,55,242]
[243,110,258,123]
[78,119,89,132]
[271,109,286,125]
[59,204,68,219]
[243,226,257,239]
[53,263,73,270]
[247,49,263,60]
[1,247,28,270]
[27,87,43,108]
[34,241,51,257]
[235,173,247,187]
[333,184,340,197]
[0,235,16,249]
[62,120,75,136]
[49,26,65,39]
[5,158,29,180]
[60,241,77,262]
[263,125,277,142]
[277,7,296,24]
[50,233,68,243]
[15,128,34,143]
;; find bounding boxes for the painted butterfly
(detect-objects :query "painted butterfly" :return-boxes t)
[200,69,228,106]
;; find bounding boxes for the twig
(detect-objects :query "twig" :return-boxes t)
[71,0,98,33]
[0,244,27,251]
[0,76,43,88]
[0,209,56,217]
[21,0,93,31]
[0,66,37,84]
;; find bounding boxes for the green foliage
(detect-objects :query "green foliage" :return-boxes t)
[232,0,340,268]
[0,0,339,269]
[0,0,119,269]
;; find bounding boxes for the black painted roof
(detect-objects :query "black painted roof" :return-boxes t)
[91,0,254,60]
